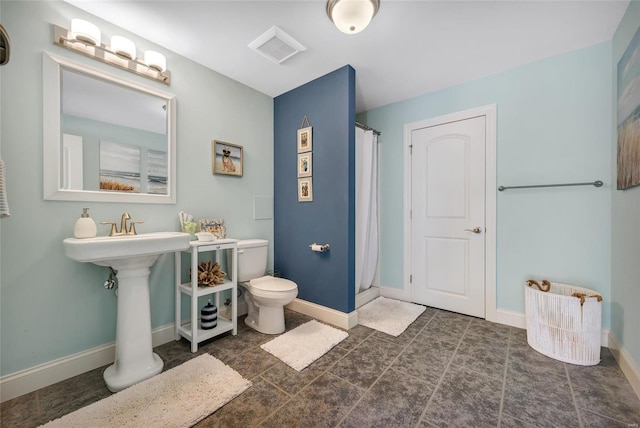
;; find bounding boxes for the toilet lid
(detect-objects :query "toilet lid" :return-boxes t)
[249,276,297,292]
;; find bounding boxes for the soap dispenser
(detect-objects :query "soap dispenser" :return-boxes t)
[74,208,97,239]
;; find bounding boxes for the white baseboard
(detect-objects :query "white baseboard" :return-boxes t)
[0,323,177,403]
[356,286,380,308]
[286,298,357,330]
[5,301,632,404]
[496,309,527,329]
[379,285,410,301]
[0,301,250,404]
[607,332,640,399]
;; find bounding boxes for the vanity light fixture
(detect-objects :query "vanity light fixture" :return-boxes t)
[326,0,380,34]
[144,51,166,72]
[71,19,101,46]
[52,22,170,85]
[110,35,136,60]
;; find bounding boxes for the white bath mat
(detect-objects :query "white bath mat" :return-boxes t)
[358,296,426,337]
[41,354,251,428]
[261,320,348,371]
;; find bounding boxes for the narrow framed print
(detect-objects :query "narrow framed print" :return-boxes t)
[298,178,313,202]
[212,140,243,177]
[297,153,312,178]
[297,126,312,153]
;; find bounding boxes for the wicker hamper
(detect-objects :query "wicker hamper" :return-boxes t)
[524,280,602,366]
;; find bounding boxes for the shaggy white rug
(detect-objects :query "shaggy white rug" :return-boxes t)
[358,296,426,337]
[41,354,251,428]
[261,320,348,371]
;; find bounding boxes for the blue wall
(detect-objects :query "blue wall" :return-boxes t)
[359,42,613,326]
[274,66,356,314]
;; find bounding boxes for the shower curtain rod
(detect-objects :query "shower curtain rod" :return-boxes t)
[356,121,382,136]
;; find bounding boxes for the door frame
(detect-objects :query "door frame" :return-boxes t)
[403,104,497,322]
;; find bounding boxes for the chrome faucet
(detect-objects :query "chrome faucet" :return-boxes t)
[101,213,144,236]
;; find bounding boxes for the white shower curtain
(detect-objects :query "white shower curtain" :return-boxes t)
[355,128,378,294]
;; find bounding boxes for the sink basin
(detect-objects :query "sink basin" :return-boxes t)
[63,231,190,268]
[62,231,190,392]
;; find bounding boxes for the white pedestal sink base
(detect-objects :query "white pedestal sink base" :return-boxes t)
[104,262,163,392]
[62,232,191,392]
[104,353,163,393]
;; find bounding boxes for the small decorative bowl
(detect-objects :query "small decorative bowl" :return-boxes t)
[195,232,216,242]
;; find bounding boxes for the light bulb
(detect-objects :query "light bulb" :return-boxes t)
[71,19,101,45]
[144,50,166,72]
[111,36,136,60]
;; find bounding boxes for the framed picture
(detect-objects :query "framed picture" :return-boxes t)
[298,178,313,202]
[617,24,640,190]
[297,126,312,153]
[99,140,141,193]
[297,153,312,177]
[212,140,243,177]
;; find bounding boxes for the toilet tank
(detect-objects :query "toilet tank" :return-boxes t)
[237,239,269,282]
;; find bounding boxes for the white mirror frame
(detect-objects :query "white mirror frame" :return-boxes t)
[43,51,177,204]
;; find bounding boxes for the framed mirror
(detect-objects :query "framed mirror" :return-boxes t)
[43,52,176,203]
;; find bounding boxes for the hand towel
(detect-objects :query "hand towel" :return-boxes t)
[0,159,10,218]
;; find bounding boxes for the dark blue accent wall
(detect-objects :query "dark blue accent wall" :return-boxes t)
[274,66,356,314]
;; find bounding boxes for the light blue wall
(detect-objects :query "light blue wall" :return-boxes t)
[359,42,613,326]
[611,0,640,376]
[0,1,273,376]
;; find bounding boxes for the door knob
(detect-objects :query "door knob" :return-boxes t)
[464,227,482,234]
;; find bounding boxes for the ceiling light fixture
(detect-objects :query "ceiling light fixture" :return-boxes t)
[326,0,379,34]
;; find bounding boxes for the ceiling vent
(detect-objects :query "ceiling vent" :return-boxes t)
[249,26,306,64]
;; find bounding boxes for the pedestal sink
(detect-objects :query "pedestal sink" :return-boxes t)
[63,232,190,392]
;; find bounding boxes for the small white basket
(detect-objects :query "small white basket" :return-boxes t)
[524,280,602,366]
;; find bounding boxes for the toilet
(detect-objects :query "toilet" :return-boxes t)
[237,239,298,334]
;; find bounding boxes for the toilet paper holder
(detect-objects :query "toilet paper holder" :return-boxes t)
[309,243,330,252]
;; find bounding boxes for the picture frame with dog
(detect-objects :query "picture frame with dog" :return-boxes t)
[212,140,243,177]
[297,126,312,153]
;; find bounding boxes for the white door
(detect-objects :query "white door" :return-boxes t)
[410,116,486,318]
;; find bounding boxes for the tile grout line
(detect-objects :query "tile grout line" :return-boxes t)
[254,375,296,427]
[334,309,440,427]
[255,318,363,426]
[415,317,472,427]
[496,327,514,427]
[257,323,376,427]
[564,362,584,428]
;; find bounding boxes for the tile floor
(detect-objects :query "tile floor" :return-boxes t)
[2,307,639,427]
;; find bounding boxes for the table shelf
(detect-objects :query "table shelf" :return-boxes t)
[175,239,237,353]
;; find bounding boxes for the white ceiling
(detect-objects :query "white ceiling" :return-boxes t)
[67,0,629,113]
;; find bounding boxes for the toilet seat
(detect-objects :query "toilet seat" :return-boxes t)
[249,276,297,292]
